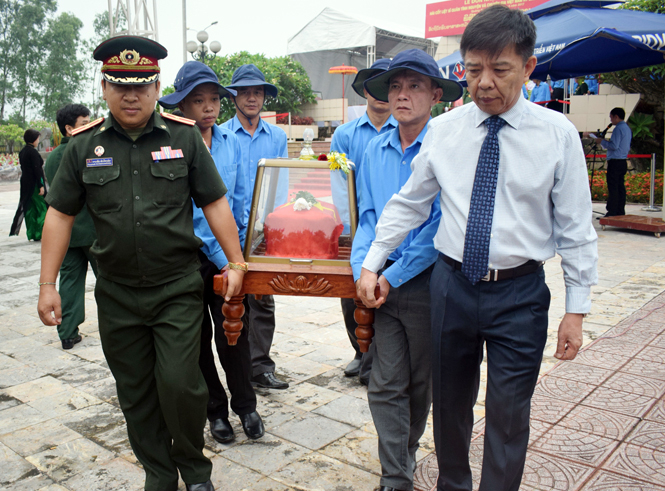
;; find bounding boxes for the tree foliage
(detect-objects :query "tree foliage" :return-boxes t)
[0,123,24,153]
[40,12,85,120]
[164,52,316,123]
[0,0,87,124]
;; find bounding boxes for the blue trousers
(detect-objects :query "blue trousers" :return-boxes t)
[430,255,549,491]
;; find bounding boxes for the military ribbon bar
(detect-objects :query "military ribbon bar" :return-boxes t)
[151,146,184,161]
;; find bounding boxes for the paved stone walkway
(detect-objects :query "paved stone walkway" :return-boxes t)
[0,180,664,491]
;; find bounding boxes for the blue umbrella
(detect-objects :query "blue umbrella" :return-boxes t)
[437,0,665,84]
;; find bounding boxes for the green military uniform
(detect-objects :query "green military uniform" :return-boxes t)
[46,111,227,491]
[44,136,98,343]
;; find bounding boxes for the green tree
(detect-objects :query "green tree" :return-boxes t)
[84,10,126,118]
[39,12,85,120]
[0,0,20,121]
[0,123,24,153]
[10,0,57,125]
[602,0,664,168]
[176,52,317,122]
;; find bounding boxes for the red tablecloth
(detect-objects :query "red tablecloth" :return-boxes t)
[264,201,344,259]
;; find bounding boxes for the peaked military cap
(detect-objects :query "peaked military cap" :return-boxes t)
[94,35,167,85]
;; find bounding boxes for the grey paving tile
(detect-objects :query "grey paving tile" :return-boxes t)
[270,412,354,450]
[0,471,54,491]
[319,429,381,475]
[0,403,51,436]
[269,451,378,490]
[0,441,38,484]
[55,402,125,438]
[260,381,342,412]
[25,438,116,482]
[220,432,310,474]
[50,360,111,387]
[208,454,270,490]
[59,457,144,491]
[312,394,372,428]
[0,419,80,457]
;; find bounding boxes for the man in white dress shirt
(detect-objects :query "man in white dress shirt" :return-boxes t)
[356,5,598,491]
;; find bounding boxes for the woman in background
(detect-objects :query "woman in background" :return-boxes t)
[9,128,47,240]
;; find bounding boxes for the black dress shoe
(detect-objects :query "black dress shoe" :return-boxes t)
[186,480,214,491]
[210,417,234,443]
[360,375,370,387]
[344,356,362,377]
[374,486,407,491]
[61,335,82,350]
[240,411,265,439]
[251,372,289,389]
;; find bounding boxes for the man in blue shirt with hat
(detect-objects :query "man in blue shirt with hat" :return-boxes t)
[159,61,265,445]
[221,64,290,390]
[330,58,397,385]
[352,49,462,491]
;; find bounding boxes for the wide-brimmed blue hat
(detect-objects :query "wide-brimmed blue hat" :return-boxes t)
[364,49,463,103]
[158,61,236,109]
[226,64,278,98]
[352,59,391,98]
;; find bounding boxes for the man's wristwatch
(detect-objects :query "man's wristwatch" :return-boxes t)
[228,262,249,272]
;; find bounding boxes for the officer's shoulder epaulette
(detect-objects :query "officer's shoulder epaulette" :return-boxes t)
[71,117,105,136]
[161,112,196,126]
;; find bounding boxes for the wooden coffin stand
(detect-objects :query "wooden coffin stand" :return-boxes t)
[212,264,374,351]
[212,158,375,351]
[599,214,665,238]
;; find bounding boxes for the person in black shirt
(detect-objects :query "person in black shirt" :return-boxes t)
[10,128,47,240]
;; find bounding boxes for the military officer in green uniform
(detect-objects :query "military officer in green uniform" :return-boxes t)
[44,103,97,350]
[37,36,246,491]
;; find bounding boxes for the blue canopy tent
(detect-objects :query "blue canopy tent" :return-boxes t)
[437,0,665,84]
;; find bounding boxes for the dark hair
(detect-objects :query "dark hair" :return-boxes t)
[460,5,537,63]
[610,107,625,120]
[23,129,40,144]
[172,109,185,117]
[56,104,91,136]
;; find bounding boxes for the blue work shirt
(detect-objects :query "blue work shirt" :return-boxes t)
[552,79,565,89]
[601,120,632,160]
[330,112,398,234]
[585,75,598,94]
[529,82,550,103]
[522,84,528,99]
[221,115,289,224]
[192,125,247,269]
[351,122,441,286]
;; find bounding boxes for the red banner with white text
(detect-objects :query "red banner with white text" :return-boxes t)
[425,0,549,38]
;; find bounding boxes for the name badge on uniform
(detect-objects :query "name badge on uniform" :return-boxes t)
[86,158,113,167]
[151,146,184,162]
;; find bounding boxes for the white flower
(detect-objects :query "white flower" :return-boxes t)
[293,197,312,211]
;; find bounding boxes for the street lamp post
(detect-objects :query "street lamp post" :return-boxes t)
[187,22,221,66]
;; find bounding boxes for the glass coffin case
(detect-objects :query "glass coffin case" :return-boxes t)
[245,158,357,266]
[213,158,375,352]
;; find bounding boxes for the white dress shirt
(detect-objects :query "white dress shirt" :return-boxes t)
[363,95,598,313]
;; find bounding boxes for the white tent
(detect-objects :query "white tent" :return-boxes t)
[288,8,438,107]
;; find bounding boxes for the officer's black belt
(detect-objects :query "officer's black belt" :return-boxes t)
[440,254,543,282]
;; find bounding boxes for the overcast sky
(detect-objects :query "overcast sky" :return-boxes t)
[55,0,442,99]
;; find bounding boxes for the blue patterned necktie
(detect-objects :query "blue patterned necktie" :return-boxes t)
[461,115,507,285]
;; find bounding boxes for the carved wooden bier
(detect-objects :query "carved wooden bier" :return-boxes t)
[213,158,374,352]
